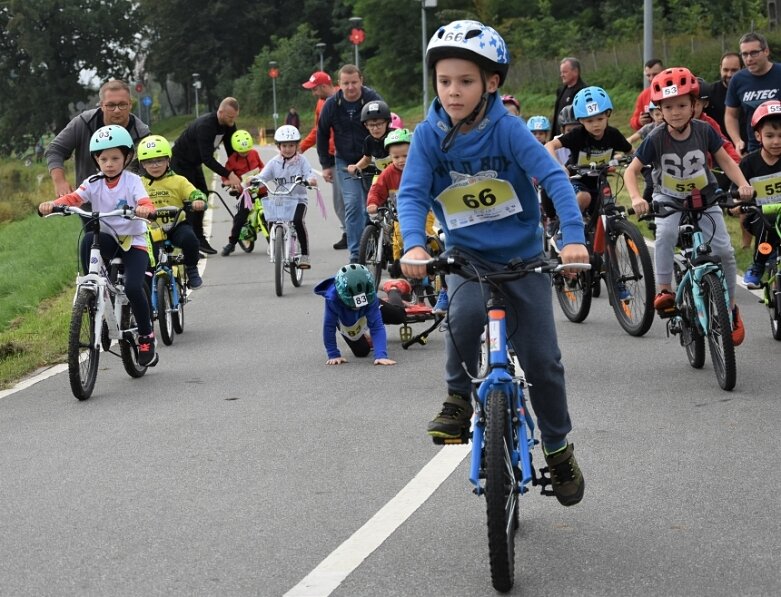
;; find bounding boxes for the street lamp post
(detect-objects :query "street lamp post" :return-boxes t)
[268,61,279,130]
[419,1,437,115]
[315,42,326,72]
[192,73,201,118]
[348,17,364,68]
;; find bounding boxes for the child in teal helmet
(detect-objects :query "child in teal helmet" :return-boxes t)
[545,85,633,211]
[527,115,551,143]
[39,125,159,367]
[314,264,396,366]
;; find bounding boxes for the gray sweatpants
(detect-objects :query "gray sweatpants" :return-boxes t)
[653,200,737,303]
[444,249,573,448]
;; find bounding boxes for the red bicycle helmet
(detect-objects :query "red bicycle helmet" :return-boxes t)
[751,100,781,130]
[650,67,699,103]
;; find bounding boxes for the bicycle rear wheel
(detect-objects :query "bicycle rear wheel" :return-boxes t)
[358,225,382,290]
[702,272,736,391]
[68,288,100,400]
[156,274,175,346]
[119,288,149,379]
[274,225,284,297]
[554,268,593,323]
[605,219,655,336]
[484,388,517,593]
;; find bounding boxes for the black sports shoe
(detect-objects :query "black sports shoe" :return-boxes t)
[333,233,347,250]
[199,238,218,255]
[427,393,473,439]
[544,443,584,506]
[137,334,159,367]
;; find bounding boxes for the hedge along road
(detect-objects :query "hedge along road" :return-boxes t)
[0,146,779,596]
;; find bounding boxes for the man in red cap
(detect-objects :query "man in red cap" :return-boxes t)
[300,71,346,249]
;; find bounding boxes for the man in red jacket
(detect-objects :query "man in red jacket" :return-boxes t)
[300,71,346,249]
[629,59,664,131]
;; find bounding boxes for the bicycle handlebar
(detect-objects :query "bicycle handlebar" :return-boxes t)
[246,175,314,195]
[568,154,633,178]
[401,254,590,280]
[627,188,751,219]
[42,204,141,220]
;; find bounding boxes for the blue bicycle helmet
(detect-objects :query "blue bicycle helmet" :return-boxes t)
[89,125,133,155]
[334,264,377,309]
[527,115,551,131]
[572,86,613,119]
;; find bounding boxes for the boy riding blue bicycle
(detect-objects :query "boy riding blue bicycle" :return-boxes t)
[398,19,588,507]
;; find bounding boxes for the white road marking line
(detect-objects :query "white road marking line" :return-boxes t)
[0,364,68,400]
[283,444,470,597]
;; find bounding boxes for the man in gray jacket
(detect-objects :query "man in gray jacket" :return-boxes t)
[45,79,150,196]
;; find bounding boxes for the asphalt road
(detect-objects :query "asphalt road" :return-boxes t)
[1,147,779,596]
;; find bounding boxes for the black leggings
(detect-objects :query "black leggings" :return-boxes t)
[80,234,152,336]
[292,203,309,255]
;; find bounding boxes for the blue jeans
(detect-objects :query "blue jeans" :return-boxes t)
[335,156,368,260]
[444,248,572,448]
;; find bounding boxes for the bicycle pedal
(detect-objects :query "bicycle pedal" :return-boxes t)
[656,307,677,319]
[533,466,555,497]
[431,431,471,445]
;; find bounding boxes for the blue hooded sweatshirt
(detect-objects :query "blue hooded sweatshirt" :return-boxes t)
[313,277,388,359]
[398,93,585,263]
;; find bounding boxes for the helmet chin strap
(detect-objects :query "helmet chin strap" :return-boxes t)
[441,92,489,153]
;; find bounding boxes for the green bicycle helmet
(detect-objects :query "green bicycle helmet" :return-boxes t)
[384,128,412,148]
[334,264,377,309]
[89,125,134,155]
[137,135,172,161]
[231,129,254,152]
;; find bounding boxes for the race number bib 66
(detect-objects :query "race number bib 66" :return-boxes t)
[435,176,521,230]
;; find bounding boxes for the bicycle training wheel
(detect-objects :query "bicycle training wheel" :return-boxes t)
[274,226,285,297]
[554,267,593,323]
[484,388,518,593]
[172,269,186,334]
[119,289,149,379]
[290,234,303,288]
[605,219,655,336]
[67,288,100,400]
[702,272,736,391]
[358,225,382,290]
[767,268,781,341]
[156,275,175,346]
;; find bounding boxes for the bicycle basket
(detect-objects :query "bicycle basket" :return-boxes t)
[262,196,297,222]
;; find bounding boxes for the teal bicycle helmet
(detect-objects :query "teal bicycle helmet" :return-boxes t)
[335,264,377,309]
[527,115,551,131]
[572,86,613,119]
[89,125,134,155]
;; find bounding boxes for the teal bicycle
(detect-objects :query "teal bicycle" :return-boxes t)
[403,253,589,592]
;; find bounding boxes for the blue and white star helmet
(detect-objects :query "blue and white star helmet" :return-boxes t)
[426,20,509,85]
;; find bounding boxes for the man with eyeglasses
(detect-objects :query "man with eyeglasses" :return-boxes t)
[725,31,781,154]
[629,58,664,131]
[45,80,150,198]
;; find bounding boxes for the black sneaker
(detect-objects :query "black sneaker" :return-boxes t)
[544,443,584,507]
[333,233,347,250]
[427,393,473,439]
[186,266,202,289]
[137,334,159,367]
[222,242,236,256]
[199,238,218,255]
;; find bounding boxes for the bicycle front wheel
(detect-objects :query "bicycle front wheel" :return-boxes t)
[484,388,517,593]
[554,267,593,323]
[358,225,382,290]
[605,219,655,336]
[157,275,175,346]
[703,272,736,391]
[238,238,255,253]
[274,225,285,297]
[290,233,303,287]
[68,288,100,400]
[767,267,781,341]
[172,268,186,334]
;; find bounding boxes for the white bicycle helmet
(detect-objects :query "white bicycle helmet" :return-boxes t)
[426,20,509,85]
[274,125,301,143]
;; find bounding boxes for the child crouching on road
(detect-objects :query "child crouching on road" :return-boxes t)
[314,264,396,366]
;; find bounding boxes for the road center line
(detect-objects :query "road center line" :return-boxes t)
[283,445,470,597]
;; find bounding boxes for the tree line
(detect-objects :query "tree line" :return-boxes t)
[0,0,767,154]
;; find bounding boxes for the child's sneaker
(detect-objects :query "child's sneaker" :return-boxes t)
[427,393,473,439]
[137,334,159,367]
[732,305,745,347]
[186,266,202,289]
[743,263,763,289]
[432,289,449,314]
[543,443,585,507]
[653,289,675,313]
[221,243,236,256]
[298,255,311,269]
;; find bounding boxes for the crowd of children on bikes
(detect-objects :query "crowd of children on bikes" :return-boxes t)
[41,18,781,512]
